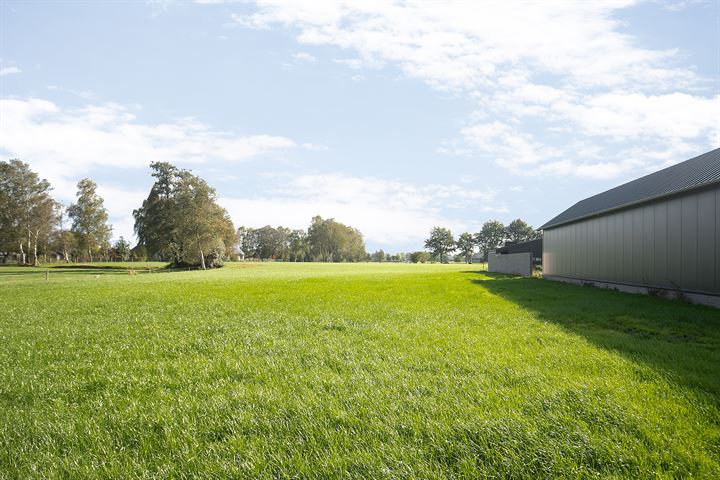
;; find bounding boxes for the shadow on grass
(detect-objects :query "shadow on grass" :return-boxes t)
[469,271,720,402]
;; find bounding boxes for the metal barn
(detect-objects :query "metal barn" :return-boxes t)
[541,148,720,306]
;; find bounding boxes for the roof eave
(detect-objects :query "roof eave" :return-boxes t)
[540,179,720,230]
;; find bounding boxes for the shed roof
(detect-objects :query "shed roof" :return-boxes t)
[541,148,720,229]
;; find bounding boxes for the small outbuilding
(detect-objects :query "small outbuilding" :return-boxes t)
[496,238,542,264]
[541,148,720,306]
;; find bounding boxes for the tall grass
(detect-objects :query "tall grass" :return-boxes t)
[1,263,718,478]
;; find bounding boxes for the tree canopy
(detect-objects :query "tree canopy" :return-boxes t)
[68,178,112,262]
[456,232,475,263]
[505,218,538,243]
[133,162,235,268]
[307,216,366,262]
[424,227,455,263]
[474,220,506,257]
[0,159,57,265]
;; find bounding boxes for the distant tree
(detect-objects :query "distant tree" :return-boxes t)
[68,178,112,262]
[474,220,505,258]
[48,228,76,263]
[424,227,455,263]
[113,236,131,261]
[505,218,536,243]
[456,232,475,263]
[51,203,73,262]
[409,251,431,263]
[0,159,58,265]
[371,249,385,262]
[288,229,307,261]
[171,171,235,269]
[130,244,147,262]
[237,226,259,259]
[133,162,179,262]
[307,216,366,262]
[134,162,235,268]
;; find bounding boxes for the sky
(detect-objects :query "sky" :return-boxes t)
[1,0,719,252]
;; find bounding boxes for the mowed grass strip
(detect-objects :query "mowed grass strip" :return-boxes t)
[0,263,718,478]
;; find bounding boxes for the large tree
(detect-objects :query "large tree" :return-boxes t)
[68,178,112,262]
[424,227,455,263]
[474,220,506,258]
[133,162,181,261]
[456,232,476,263]
[307,216,366,262]
[505,218,537,243]
[0,159,58,265]
[287,229,307,262]
[113,236,131,261]
[133,162,235,268]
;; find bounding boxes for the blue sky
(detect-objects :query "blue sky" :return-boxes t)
[1,0,718,251]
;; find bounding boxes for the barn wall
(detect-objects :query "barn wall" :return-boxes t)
[543,184,720,295]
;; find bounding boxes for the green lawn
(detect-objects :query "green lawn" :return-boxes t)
[1,262,718,478]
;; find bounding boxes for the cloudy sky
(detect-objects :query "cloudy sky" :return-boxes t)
[1,0,718,251]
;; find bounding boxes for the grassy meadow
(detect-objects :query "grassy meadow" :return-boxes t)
[0,262,718,478]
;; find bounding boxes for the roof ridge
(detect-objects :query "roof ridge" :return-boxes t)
[541,147,720,230]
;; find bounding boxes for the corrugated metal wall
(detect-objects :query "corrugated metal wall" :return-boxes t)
[543,184,720,294]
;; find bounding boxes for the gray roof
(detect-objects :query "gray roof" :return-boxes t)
[541,147,720,229]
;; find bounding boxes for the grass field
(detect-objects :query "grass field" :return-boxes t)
[1,262,718,478]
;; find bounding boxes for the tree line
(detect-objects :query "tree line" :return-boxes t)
[2,158,539,267]
[238,215,366,262]
[424,219,540,263]
[0,160,113,265]
[0,160,370,268]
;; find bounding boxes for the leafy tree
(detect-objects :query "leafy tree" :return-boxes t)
[306,216,366,262]
[505,218,537,243]
[50,204,74,262]
[424,227,455,263]
[237,226,259,259]
[371,249,385,262]
[474,220,505,258]
[134,162,235,268]
[68,178,112,262]
[113,236,131,261]
[456,232,476,263]
[133,162,180,261]
[130,244,147,262]
[288,229,307,261]
[0,159,58,265]
[168,170,235,269]
[409,251,431,263]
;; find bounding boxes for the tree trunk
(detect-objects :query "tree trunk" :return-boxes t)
[26,231,31,265]
[88,248,93,263]
[19,240,26,265]
[197,234,206,270]
[32,231,39,266]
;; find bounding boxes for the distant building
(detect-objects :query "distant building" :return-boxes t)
[496,238,542,264]
[541,148,720,306]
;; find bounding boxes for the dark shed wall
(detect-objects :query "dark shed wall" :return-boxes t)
[543,184,720,295]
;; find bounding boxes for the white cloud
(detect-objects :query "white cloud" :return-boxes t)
[235,1,697,90]
[0,97,297,175]
[0,97,299,243]
[293,52,317,63]
[0,67,21,76]
[221,173,506,247]
[232,1,718,179]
